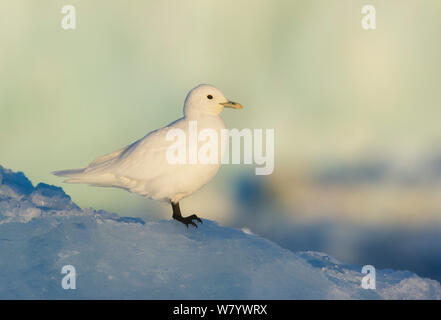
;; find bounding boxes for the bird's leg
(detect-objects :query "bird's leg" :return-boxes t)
[171,202,203,228]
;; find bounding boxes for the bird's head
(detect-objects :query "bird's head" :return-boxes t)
[183,84,243,119]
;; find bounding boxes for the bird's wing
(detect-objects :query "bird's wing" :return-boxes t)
[53,142,132,178]
[52,144,131,180]
[87,145,129,168]
[108,119,186,180]
[53,118,186,188]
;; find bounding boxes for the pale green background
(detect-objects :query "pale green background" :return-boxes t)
[1,0,441,223]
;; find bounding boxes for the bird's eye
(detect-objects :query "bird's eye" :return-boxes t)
[207,95,213,100]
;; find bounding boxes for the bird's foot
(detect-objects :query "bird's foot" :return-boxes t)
[173,214,203,228]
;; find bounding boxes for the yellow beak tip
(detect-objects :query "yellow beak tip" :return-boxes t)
[221,101,244,109]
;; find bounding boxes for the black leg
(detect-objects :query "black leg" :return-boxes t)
[171,202,203,228]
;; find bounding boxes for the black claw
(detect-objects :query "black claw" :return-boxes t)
[189,221,198,228]
[189,214,203,224]
[173,214,202,228]
[171,202,203,228]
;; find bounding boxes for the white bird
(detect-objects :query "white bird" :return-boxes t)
[53,84,243,227]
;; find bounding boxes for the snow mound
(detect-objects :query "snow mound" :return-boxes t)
[0,165,440,299]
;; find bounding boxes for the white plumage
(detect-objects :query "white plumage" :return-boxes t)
[53,84,243,227]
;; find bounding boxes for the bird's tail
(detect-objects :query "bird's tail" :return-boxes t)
[52,145,129,185]
[51,168,90,183]
[52,165,120,186]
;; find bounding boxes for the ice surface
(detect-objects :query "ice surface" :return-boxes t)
[0,165,440,299]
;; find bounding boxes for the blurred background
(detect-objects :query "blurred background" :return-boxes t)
[1,0,441,281]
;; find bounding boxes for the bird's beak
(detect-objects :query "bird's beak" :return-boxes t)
[220,101,243,109]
